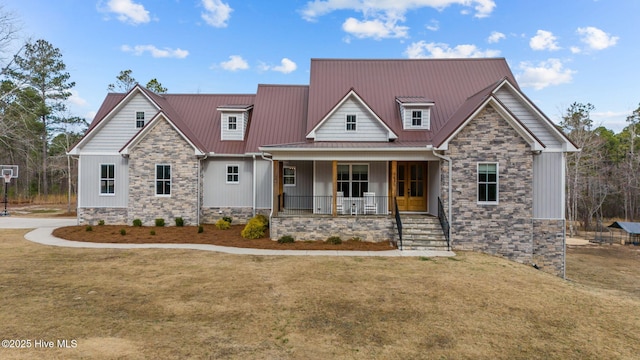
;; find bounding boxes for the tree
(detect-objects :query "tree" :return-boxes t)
[9,39,75,197]
[146,78,167,94]
[107,69,137,92]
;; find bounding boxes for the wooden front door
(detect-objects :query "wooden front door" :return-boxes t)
[396,162,427,212]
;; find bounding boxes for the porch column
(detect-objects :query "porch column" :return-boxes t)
[332,160,337,216]
[272,160,280,214]
[391,160,397,215]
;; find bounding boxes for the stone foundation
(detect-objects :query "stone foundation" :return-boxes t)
[271,215,396,242]
[532,219,565,277]
[201,207,269,224]
[78,208,128,225]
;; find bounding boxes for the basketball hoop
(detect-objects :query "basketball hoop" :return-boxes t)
[3,173,11,184]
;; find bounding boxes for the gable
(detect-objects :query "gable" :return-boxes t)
[313,97,388,141]
[121,113,204,156]
[75,92,159,154]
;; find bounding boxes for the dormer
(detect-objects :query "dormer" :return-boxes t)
[218,104,253,141]
[396,96,434,131]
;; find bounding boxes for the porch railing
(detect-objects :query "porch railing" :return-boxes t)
[276,195,390,216]
[394,199,403,250]
[438,197,450,249]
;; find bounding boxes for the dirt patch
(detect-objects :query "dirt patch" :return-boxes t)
[52,224,396,251]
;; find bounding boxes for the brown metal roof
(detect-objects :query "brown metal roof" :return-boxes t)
[306,58,517,143]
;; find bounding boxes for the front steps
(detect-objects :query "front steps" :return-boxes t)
[395,215,449,251]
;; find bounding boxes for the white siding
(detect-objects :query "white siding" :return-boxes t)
[255,159,272,208]
[82,94,158,152]
[203,158,253,206]
[221,112,248,141]
[533,152,564,219]
[495,88,562,149]
[315,98,388,141]
[78,155,128,208]
[402,107,430,130]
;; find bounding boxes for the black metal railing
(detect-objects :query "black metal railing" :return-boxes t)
[394,199,403,250]
[438,197,450,249]
[276,195,390,216]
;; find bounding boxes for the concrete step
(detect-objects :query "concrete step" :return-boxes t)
[393,215,448,251]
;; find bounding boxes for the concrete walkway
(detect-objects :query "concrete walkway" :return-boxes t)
[0,216,456,258]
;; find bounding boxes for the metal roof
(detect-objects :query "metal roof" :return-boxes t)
[608,221,640,235]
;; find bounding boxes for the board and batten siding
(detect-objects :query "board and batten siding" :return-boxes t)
[314,98,388,141]
[78,155,128,208]
[255,159,272,209]
[82,94,158,153]
[494,88,563,149]
[533,152,564,219]
[203,158,253,207]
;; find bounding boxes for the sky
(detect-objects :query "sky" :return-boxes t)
[4,0,639,132]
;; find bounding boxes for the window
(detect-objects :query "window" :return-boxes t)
[346,114,357,131]
[156,164,171,196]
[228,116,237,130]
[412,110,422,126]
[337,164,369,197]
[136,111,145,128]
[100,164,115,195]
[226,165,239,184]
[478,163,498,203]
[283,166,296,187]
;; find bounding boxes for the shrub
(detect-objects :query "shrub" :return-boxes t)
[98,220,105,226]
[254,214,269,228]
[241,218,266,239]
[175,217,184,227]
[150,230,156,236]
[133,219,142,227]
[222,216,233,224]
[278,235,295,244]
[215,219,231,230]
[120,229,126,236]
[85,225,93,232]
[198,225,204,234]
[326,236,342,245]
[155,218,165,227]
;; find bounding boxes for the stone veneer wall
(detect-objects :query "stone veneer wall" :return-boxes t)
[532,219,565,277]
[201,207,269,224]
[444,105,535,265]
[78,208,128,225]
[127,118,200,226]
[271,216,396,242]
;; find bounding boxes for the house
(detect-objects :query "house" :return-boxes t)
[68,58,577,277]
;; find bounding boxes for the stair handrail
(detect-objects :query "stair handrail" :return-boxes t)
[394,199,403,250]
[437,197,450,250]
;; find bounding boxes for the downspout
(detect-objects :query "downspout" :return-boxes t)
[252,154,257,217]
[261,152,274,229]
[197,154,208,225]
[432,150,452,250]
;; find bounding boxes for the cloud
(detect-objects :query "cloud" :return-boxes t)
[220,55,249,71]
[529,30,560,51]
[425,19,439,31]
[517,59,575,90]
[577,26,618,50]
[405,41,500,59]
[259,58,298,74]
[121,45,189,58]
[342,17,408,39]
[101,0,150,24]
[201,0,233,27]
[68,90,88,107]
[301,0,495,39]
[487,31,505,43]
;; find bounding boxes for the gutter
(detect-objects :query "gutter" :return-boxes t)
[432,150,452,251]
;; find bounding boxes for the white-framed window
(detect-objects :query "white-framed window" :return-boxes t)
[136,111,145,128]
[226,164,239,184]
[228,116,237,130]
[346,114,357,131]
[412,110,422,126]
[156,164,171,196]
[100,164,115,195]
[478,163,498,204]
[337,163,369,197]
[283,166,296,187]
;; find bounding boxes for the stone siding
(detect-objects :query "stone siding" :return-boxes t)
[78,207,128,225]
[127,118,200,226]
[201,207,269,224]
[271,216,396,242]
[532,219,565,277]
[445,105,535,265]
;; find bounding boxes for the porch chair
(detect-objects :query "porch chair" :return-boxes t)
[363,192,377,214]
[336,191,344,214]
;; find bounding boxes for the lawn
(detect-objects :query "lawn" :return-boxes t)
[0,228,639,359]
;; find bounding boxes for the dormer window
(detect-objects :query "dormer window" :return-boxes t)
[218,104,254,141]
[228,116,237,130]
[396,96,434,131]
[412,110,423,126]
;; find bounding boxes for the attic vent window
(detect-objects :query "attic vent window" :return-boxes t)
[136,112,145,128]
[346,114,357,131]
